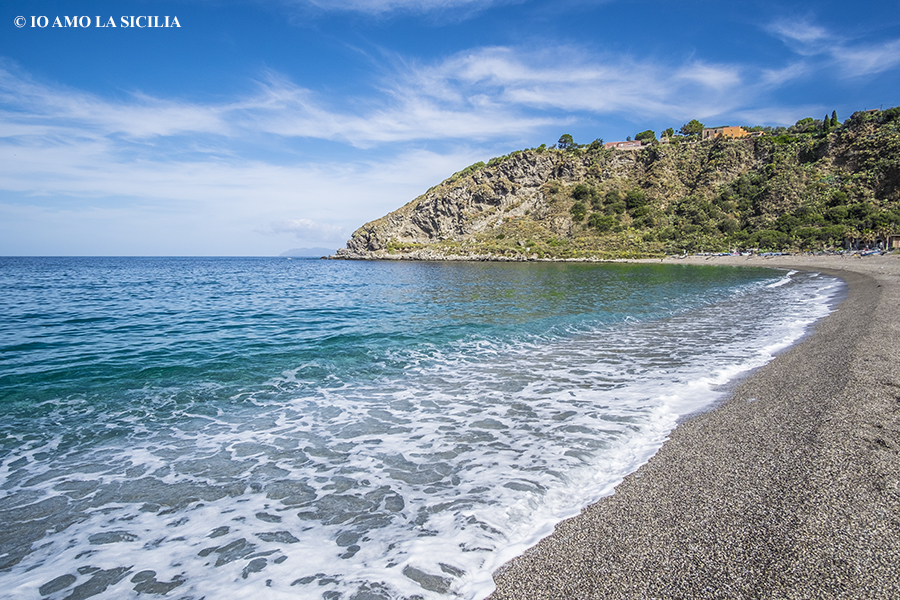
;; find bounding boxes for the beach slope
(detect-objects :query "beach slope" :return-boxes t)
[490,254,900,599]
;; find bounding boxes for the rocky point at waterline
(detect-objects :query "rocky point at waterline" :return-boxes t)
[333,107,900,260]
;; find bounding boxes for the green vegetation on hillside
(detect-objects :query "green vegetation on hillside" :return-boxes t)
[348,107,900,259]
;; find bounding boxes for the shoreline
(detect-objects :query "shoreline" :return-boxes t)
[329,249,895,264]
[488,253,900,599]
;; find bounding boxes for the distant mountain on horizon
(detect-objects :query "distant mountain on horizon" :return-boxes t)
[278,247,337,258]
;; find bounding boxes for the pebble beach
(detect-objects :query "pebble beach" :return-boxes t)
[489,253,900,599]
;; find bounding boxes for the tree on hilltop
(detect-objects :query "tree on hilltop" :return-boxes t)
[635,130,656,143]
[789,117,816,134]
[680,119,704,137]
[557,134,576,150]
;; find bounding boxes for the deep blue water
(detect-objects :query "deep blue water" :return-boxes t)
[0,257,842,599]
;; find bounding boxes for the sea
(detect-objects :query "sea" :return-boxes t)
[0,257,843,600]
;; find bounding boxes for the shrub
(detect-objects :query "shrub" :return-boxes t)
[829,190,849,206]
[449,161,485,182]
[588,213,616,232]
[631,205,650,219]
[625,189,648,210]
[605,199,626,215]
[634,214,657,228]
[718,217,740,234]
[570,201,587,221]
[572,183,593,201]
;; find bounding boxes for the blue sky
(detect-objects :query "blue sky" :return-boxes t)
[2,0,899,255]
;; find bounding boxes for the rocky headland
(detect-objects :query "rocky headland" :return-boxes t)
[335,108,900,260]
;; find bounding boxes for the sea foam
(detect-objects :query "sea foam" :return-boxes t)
[0,259,842,599]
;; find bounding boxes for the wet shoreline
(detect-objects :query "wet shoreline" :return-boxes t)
[489,254,900,599]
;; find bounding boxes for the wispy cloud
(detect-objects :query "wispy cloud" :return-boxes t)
[239,71,557,146]
[0,62,559,151]
[831,40,900,77]
[767,20,832,55]
[759,62,810,87]
[4,30,887,254]
[0,41,835,161]
[0,66,229,140]
[766,17,900,78]
[675,62,742,91]
[287,0,510,16]
[403,47,770,122]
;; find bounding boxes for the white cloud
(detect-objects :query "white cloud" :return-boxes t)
[0,63,559,151]
[240,72,557,146]
[406,47,759,121]
[831,40,900,77]
[290,0,507,15]
[766,18,900,78]
[759,62,810,87]
[7,29,891,254]
[307,0,477,10]
[675,62,742,91]
[0,66,229,140]
[3,41,836,161]
[767,20,832,55]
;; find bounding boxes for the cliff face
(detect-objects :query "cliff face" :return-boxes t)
[338,108,900,259]
[345,151,568,253]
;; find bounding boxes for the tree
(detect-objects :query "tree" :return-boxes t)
[824,113,831,131]
[789,117,816,134]
[680,119,704,137]
[557,134,575,150]
[626,135,632,141]
[662,127,675,139]
[831,111,838,127]
[635,129,656,143]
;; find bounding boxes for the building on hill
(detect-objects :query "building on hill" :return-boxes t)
[702,126,750,140]
[604,140,643,149]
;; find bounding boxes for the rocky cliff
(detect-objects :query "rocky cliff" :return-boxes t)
[337,108,900,260]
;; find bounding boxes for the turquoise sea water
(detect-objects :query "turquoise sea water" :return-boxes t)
[0,258,842,599]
